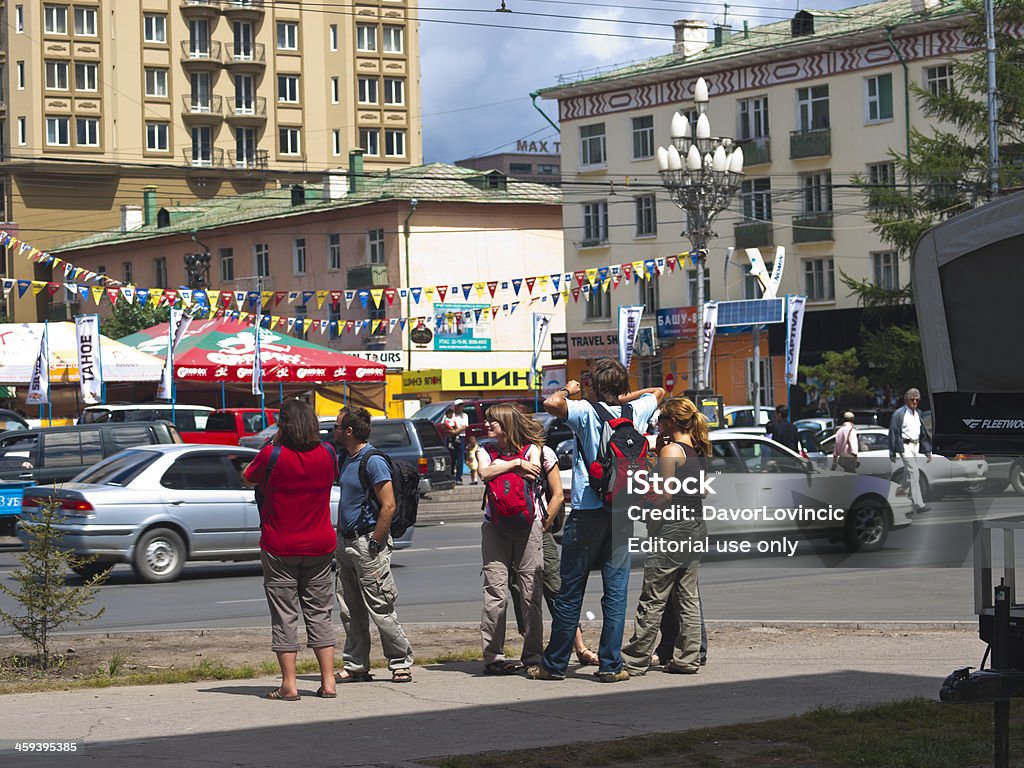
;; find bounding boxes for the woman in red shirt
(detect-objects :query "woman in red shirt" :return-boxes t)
[244,399,338,700]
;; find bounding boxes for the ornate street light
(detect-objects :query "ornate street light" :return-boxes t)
[657,76,744,393]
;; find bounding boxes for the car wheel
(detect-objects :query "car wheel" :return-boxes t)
[133,528,186,583]
[843,500,890,552]
[1011,462,1024,496]
[71,561,112,580]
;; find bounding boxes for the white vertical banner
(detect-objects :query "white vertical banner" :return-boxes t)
[617,304,645,368]
[156,308,182,401]
[529,313,552,388]
[74,314,103,405]
[26,330,50,406]
[785,295,807,385]
[702,301,719,385]
[252,317,264,396]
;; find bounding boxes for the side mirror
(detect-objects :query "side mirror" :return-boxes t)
[557,454,572,471]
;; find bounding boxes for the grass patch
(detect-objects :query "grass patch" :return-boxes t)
[423,697,1024,768]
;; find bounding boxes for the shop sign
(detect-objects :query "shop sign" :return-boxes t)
[401,369,443,393]
[341,350,407,370]
[656,306,697,339]
[567,331,618,359]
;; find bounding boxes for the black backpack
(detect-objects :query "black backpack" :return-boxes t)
[358,450,420,538]
[580,401,651,509]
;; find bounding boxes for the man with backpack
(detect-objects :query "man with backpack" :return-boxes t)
[333,406,414,683]
[527,357,665,683]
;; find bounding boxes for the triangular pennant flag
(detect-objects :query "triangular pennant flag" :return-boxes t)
[345,320,354,334]
[571,286,581,302]
[301,290,315,306]
[261,290,273,307]
[89,285,104,304]
[491,306,499,319]
[354,321,364,336]
[105,287,120,304]
[510,301,519,314]
[202,289,217,307]
[613,275,622,289]
[585,268,598,286]
[488,281,499,298]
[622,263,633,281]
[574,271,585,288]
[655,257,666,275]
[399,318,408,332]
[136,287,150,305]
[179,288,194,306]
[316,290,328,310]
[384,288,397,307]
[470,282,483,299]
[631,260,645,281]
[424,286,435,303]
[286,318,296,331]
[287,291,299,304]
[234,290,246,311]
[644,259,657,278]
[357,289,370,309]
[473,308,483,322]
[597,266,610,283]
[458,283,470,299]
[163,289,177,307]
[247,291,261,309]
[437,286,447,302]
[551,292,561,306]
[120,286,136,304]
[525,277,536,294]
[370,288,384,309]
[45,282,60,297]
[389,318,399,333]
[550,274,561,291]
[330,290,342,308]
[538,275,550,293]
[511,278,523,295]
[344,290,355,309]
[667,255,678,273]
[411,286,422,304]
[602,277,612,293]
[274,291,287,306]
[582,284,592,296]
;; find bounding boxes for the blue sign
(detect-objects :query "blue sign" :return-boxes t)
[656,306,696,339]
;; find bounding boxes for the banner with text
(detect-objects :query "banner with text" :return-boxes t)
[702,302,719,385]
[785,295,807,385]
[618,305,645,368]
[74,314,102,405]
[26,330,49,406]
[656,306,698,339]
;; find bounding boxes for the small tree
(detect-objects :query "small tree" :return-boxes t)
[799,348,873,415]
[101,300,171,340]
[0,499,107,669]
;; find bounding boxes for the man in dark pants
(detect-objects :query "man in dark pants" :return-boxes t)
[767,405,799,452]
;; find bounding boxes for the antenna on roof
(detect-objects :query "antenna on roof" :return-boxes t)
[723,3,729,25]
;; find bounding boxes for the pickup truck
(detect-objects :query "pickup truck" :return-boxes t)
[181,408,279,445]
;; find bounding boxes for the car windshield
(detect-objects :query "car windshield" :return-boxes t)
[411,403,447,423]
[75,450,160,486]
[80,408,111,424]
[372,423,411,449]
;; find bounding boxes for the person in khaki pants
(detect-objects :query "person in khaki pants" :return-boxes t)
[474,403,546,675]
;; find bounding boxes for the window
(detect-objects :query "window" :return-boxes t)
[146,122,169,151]
[144,13,166,43]
[741,178,772,221]
[279,127,301,155]
[635,195,657,237]
[582,201,608,245]
[368,229,385,264]
[924,64,953,97]
[385,129,405,157]
[17,62,25,90]
[328,234,341,270]
[358,77,378,104]
[45,61,69,90]
[864,74,893,122]
[145,68,168,98]
[631,115,654,160]
[46,116,70,146]
[580,123,606,167]
[44,4,67,34]
[332,129,341,156]
[277,21,298,50]
[75,62,97,91]
[331,77,339,104]
[293,238,306,275]
[191,125,212,164]
[219,248,234,282]
[360,128,379,156]
[44,431,103,468]
[796,85,829,131]
[329,24,338,51]
[122,262,133,284]
[17,117,27,146]
[384,77,404,105]
[800,171,832,213]
[254,244,270,277]
[687,268,710,306]
[867,161,895,209]
[872,251,899,291]
[804,257,835,300]
[640,273,660,313]
[188,19,210,55]
[76,117,99,146]
[15,5,24,33]
[356,24,376,51]
[509,163,532,174]
[154,257,167,289]
[584,287,611,320]
[234,74,255,112]
[382,25,404,53]
[278,74,300,103]
[74,7,97,36]
[738,96,769,140]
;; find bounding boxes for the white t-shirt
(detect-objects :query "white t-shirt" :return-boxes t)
[475,443,554,524]
[452,412,470,439]
[902,408,921,442]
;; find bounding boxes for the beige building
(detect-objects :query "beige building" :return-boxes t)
[0,0,421,320]
[539,0,972,407]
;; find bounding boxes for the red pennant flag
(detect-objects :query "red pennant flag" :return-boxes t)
[105,287,120,305]
[437,286,447,302]
[330,290,342,307]
[574,271,585,288]
[274,291,287,306]
[164,289,178,306]
[384,288,398,307]
[221,292,233,307]
[571,286,581,302]
[622,263,633,281]
[666,256,677,273]
[525,276,538,294]
[487,281,498,298]
[345,321,355,334]
[612,275,622,289]
[46,283,61,297]
[491,306,499,319]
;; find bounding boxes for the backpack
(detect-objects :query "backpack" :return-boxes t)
[481,445,537,530]
[537,446,565,534]
[580,401,651,509]
[357,450,420,538]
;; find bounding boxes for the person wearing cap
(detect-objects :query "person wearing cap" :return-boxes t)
[831,411,859,473]
[451,400,470,485]
[888,388,932,514]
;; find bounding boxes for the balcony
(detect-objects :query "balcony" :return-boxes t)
[223,41,266,69]
[790,128,831,159]
[180,0,220,16]
[741,137,771,167]
[180,40,223,68]
[222,0,265,18]
[792,212,834,243]
[226,96,267,122]
[181,94,224,121]
[347,264,389,290]
[734,220,774,249]
[233,149,269,170]
[182,146,226,168]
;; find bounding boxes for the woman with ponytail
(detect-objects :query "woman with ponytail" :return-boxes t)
[621,396,710,676]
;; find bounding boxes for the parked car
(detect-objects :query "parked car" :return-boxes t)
[795,417,835,433]
[182,408,279,445]
[0,409,30,432]
[16,444,414,583]
[413,397,544,441]
[818,426,988,499]
[723,405,772,428]
[80,404,214,433]
[848,409,896,428]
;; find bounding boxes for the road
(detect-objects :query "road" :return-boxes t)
[2,492,1021,634]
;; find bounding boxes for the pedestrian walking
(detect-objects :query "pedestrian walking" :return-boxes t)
[334,406,415,683]
[243,399,339,701]
[442,408,459,479]
[452,400,470,484]
[831,411,860,473]
[767,405,799,451]
[622,397,709,676]
[888,388,932,514]
[527,357,664,683]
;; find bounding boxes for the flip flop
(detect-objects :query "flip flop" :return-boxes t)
[391,668,413,683]
[483,661,520,676]
[316,687,337,699]
[336,670,373,683]
[264,688,300,701]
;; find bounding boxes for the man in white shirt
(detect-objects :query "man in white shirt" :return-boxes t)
[451,400,470,485]
[831,411,859,473]
[887,388,932,513]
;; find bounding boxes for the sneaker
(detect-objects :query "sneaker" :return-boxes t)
[595,669,630,683]
[525,665,563,681]
[916,505,931,514]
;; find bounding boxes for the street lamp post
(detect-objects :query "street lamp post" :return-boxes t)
[657,76,744,393]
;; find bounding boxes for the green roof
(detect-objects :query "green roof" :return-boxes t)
[55,163,561,252]
[541,0,967,93]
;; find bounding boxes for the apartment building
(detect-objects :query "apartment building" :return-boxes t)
[0,0,421,320]
[539,0,971,408]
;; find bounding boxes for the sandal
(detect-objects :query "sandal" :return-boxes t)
[483,660,521,676]
[391,668,412,683]
[575,647,599,666]
[316,687,337,698]
[264,688,300,701]
[336,670,374,683]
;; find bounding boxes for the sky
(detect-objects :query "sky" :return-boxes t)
[419,0,855,164]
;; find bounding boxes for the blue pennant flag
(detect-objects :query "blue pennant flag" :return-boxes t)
[411,286,422,304]
[357,289,370,308]
[512,278,523,295]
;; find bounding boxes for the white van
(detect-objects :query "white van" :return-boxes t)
[79,404,214,432]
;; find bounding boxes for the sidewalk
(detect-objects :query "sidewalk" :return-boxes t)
[0,624,983,767]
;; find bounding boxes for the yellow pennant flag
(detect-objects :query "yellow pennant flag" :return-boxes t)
[207,289,221,307]
[316,290,329,310]
[261,290,273,307]
[474,282,486,299]
[239,312,250,322]
[423,286,435,303]
[585,268,598,287]
[602,277,612,292]
[370,288,384,309]
[632,260,646,280]
[304,318,315,334]
[91,285,104,304]
[538,275,550,292]
[149,288,164,307]
[31,281,47,296]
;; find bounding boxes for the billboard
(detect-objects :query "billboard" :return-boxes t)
[656,306,697,339]
[434,303,492,351]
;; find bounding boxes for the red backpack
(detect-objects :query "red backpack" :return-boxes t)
[481,445,537,530]
[582,401,651,509]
